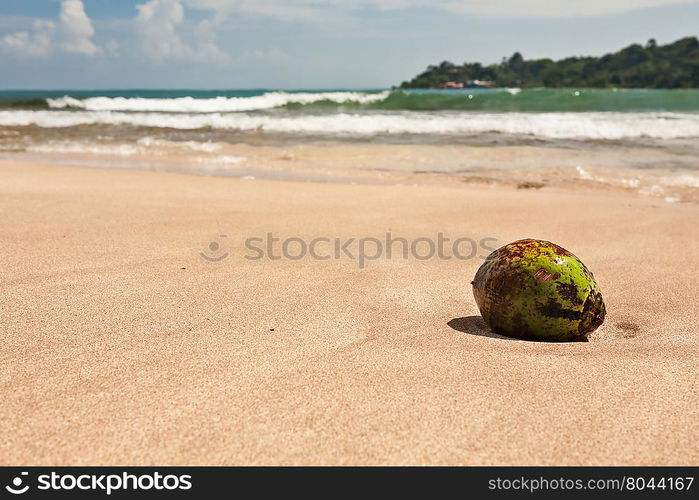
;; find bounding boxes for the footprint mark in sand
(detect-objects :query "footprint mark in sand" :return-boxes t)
[615,321,640,338]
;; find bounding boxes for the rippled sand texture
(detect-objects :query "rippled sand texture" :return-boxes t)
[1,159,697,465]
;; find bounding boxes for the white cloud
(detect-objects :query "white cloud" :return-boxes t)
[135,0,231,63]
[441,0,697,18]
[105,40,120,57]
[185,0,339,22]
[233,48,289,64]
[183,0,696,19]
[59,0,100,55]
[0,20,54,58]
[192,18,233,62]
[0,1,100,58]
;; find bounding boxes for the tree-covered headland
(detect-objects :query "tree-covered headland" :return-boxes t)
[399,37,699,89]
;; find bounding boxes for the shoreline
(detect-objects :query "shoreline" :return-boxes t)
[2,138,698,204]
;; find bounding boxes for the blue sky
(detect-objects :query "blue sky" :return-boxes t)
[1,0,698,89]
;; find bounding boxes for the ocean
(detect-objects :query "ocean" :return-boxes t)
[1,88,698,201]
[1,88,699,140]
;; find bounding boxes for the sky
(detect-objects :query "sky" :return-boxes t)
[0,0,698,89]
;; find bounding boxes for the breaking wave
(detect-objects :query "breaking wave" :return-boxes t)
[45,91,390,113]
[3,110,699,140]
[27,88,699,113]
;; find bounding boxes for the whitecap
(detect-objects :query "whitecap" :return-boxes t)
[46,91,390,113]
[4,110,699,140]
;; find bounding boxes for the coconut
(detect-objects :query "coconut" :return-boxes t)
[472,239,605,341]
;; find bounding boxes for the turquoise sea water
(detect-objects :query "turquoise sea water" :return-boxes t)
[1,88,698,144]
[1,88,699,112]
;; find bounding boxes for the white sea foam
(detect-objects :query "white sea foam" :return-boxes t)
[621,178,640,188]
[576,166,593,180]
[26,138,224,156]
[576,166,606,182]
[27,142,141,156]
[660,174,699,188]
[640,185,666,196]
[4,110,699,140]
[46,91,390,113]
[136,137,220,152]
[195,155,246,165]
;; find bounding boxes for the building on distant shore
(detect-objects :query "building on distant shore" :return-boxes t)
[437,80,495,89]
[439,81,464,88]
[468,79,495,88]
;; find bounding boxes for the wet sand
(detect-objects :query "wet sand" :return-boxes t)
[4,138,699,203]
[0,159,697,465]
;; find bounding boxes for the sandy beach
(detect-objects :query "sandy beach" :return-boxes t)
[1,157,697,465]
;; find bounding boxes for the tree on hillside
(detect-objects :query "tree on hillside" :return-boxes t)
[399,37,699,88]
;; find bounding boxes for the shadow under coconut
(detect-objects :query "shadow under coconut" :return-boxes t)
[447,316,589,343]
